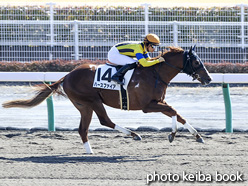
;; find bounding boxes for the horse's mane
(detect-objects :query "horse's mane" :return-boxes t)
[151,46,184,61]
[162,46,184,55]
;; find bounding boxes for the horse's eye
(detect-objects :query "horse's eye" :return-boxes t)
[194,61,200,66]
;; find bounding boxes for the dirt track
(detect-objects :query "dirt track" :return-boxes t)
[0,130,247,186]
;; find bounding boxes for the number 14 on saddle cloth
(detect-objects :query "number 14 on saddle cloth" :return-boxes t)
[93,64,134,110]
[93,64,134,91]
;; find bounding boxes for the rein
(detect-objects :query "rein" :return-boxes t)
[163,60,182,72]
[162,51,203,80]
[153,50,196,88]
[163,51,189,73]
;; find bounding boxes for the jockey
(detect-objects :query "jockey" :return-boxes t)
[108,33,165,85]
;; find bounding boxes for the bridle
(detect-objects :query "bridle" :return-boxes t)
[163,50,204,81]
[153,48,207,88]
[182,51,204,80]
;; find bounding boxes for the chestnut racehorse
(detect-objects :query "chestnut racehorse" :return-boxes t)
[3,46,212,154]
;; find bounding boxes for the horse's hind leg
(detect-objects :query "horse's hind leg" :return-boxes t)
[79,107,94,154]
[92,100,142,140]
[72,102,94,154]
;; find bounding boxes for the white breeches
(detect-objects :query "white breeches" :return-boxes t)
[108,46,137,65]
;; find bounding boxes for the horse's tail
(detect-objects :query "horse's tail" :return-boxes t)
[2,77,65,108]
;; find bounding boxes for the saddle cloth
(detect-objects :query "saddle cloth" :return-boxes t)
[93,64,134,91]
[93,64,135,110]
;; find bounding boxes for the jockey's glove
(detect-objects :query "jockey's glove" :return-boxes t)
[158,57,165,62]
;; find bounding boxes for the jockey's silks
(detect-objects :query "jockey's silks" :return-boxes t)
[115,42,160,67]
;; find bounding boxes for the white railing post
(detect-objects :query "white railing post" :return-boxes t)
[170,21,179,47]
[240,4,245,49]
[45,3,56,131]
[71,21,81,60]
[237,4,248,62]
[141,3,151,36]
[46,2,57,60]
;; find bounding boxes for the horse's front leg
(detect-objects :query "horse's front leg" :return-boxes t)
[168,115,204,143]
[143,100,204,143]
[168,115,178,143]
[143,100,179,142]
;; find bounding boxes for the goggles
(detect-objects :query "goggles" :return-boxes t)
[151,44,158,51]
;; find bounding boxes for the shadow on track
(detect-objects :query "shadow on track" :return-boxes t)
[0,155,158,164]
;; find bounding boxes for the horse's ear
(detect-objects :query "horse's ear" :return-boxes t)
[192,44,196,51]
[189,46,193,54]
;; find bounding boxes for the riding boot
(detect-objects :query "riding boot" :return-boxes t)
[111,63,137,85]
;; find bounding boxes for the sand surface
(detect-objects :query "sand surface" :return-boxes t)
[0,130,247,186]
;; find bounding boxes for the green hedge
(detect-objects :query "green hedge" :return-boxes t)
[0,5,246,22]
[0,60,248,73]
[0,60,106,72]
[205,63,248,73]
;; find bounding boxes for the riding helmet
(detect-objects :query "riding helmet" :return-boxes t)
[144,33,160,46]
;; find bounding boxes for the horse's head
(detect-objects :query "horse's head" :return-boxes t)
[182,45,212,85]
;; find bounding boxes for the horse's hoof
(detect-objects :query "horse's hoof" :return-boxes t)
[168,133,176,143]
[133,134,142,140]
[131,132,142,140]
[196,137,204,143]
[85,152,94,154]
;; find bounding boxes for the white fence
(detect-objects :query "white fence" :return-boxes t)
[0,3,248,62]
[0,72,248,84]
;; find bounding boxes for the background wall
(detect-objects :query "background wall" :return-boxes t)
[0,3,247,63]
